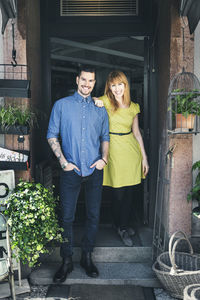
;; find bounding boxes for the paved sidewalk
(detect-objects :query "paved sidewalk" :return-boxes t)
[154,288,176,300]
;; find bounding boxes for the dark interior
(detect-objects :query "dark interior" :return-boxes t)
[50,36,145,226]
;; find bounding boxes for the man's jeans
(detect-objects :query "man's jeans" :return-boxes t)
[59,168,103,258]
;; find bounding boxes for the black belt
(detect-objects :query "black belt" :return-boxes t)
[109,131,132,136]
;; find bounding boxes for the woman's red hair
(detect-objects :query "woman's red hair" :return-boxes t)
[105,70,131,111]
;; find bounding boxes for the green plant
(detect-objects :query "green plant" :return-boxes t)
[187,160,200,217]
[0,105,38,129]
[169,89,200,117]
[4,181,63,267]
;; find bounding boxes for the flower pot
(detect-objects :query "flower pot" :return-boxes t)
[0,125,30,135]
[176,113,195,129]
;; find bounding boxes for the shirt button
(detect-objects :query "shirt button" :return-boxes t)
[82,139,84,141]
[83,128,85,130]
[83,116,85,118]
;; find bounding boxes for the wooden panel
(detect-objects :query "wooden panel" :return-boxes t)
[15,170,31,183]
[4,134,30,151]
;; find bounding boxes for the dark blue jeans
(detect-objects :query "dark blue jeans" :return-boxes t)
[59,168,103,258]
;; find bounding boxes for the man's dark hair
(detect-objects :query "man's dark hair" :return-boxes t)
[77,65,96,77]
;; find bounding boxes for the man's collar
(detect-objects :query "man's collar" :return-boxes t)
[74,91,92,103]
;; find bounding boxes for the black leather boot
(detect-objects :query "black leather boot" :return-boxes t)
[80,252,99,278]
[53,256,73,283]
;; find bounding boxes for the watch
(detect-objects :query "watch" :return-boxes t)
[61,162,68,169]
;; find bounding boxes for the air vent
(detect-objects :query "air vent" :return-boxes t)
[60,0,139,17]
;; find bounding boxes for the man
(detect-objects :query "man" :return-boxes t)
[47,66,109,283]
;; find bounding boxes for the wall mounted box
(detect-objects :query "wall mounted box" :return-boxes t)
[0,79,31,98]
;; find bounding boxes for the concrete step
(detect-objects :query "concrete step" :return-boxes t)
[29,262,161,288]
[40,246,152,263]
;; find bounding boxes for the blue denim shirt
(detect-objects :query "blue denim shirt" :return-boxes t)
[47,92,110,177]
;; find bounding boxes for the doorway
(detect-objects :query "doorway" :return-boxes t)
[49,36,149,228]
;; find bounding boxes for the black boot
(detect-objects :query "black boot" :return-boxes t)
[80,252,99,278]
[53,256,73,283]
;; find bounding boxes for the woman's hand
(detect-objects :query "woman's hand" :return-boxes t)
[93,97,104,107]
[142,158,149,176]
[90,159,106,170]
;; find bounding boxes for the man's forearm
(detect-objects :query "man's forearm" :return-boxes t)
[48,138,68,168]
[101,141,109,162]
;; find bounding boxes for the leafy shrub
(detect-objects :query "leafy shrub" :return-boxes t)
[187,160,200,207]
[4,181,63,267]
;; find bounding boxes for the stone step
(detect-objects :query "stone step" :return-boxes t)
[40,246,152,263]
[29,262,161,288]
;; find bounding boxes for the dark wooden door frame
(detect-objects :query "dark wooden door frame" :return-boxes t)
[40,0,158,227]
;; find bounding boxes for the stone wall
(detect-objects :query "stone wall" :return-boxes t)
[155,0,194,237]
[168,135,192,235]
[168,2,194,236]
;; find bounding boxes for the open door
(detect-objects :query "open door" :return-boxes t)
[50,36,152,228]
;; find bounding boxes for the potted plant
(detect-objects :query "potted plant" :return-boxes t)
[3,181,63,267]
[187,160,200,218]
[169,89,200,129]
[0,105,38,135]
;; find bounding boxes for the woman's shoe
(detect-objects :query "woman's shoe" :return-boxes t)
[118,229,133,247]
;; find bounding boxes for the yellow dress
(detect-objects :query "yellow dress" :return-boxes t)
[100,95,144,188]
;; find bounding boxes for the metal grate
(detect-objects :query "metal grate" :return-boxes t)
[60,0,138,16]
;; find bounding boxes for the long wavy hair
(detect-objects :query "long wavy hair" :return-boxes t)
[105,70,131,111]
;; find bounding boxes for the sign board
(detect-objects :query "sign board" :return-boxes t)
[0,170,15,208]
[0,147,28,162]
[0,170,18,271]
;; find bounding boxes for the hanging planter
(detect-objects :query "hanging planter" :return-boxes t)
[167,25,200,134]
[0,105,37,135]
[168,88,200,132]
[168,89,200,130]
[0,125,30,135]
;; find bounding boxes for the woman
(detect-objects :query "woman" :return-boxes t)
[94,70,149,247]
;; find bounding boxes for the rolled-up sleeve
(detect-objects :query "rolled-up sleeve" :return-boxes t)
[100,108,110,142]
[46,102,60,139]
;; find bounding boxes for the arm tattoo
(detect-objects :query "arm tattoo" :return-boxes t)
[48,138,65,163]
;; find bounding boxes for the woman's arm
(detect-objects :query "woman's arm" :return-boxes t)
[132,115,149,176]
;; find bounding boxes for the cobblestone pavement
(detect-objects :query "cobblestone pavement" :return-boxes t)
[154,288,176,300]
[7,285,49,300]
